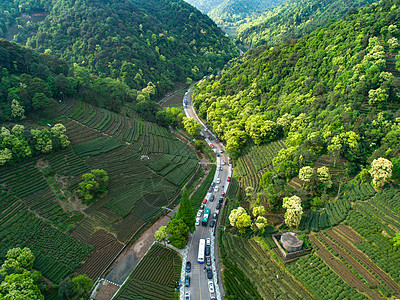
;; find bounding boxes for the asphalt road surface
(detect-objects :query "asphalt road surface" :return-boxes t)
[181,87,231,300]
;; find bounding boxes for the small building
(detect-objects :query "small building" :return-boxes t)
[280,232,303,253]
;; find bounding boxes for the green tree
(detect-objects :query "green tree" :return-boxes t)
[32,93,51,110]
[154,226,169,245]
[176,188,196,232]
[71,274,93,298]
[183,117,201,137]
[282,195,303,228]
[0,271,44,300]
[77,169,109,203]
[11,99,25,120]
[369,157,393,188]
[235,213,252,233]
[0,248,43,300]
[58,278,74,300]
[0,247,35,276]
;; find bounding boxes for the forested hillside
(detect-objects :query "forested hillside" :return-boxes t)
[0,0,238,97]
[236,0,378,48]
[185,0,284,35]
[194,0,400,182]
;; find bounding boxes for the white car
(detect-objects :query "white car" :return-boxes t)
[214,186,218,192]
[216,178,220,184]
[221,160,225,165]
[206,238,211,246]
[208,281,215,294]
[195,217,200,226]
[196,210,202,217]
[185,291,190,300]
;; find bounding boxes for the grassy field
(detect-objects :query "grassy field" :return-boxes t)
[114,243,181,300]
[0,99,198,283]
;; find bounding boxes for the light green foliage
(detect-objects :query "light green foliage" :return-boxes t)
[0,148,12,166]
[182,117,201,137]
[299,166,313,182]
[253,216,268,233]
[282,195,303,228]
[154,226,169,244]
[393,233,400,247]
[369,87,389,106]
[10,99,25,120]
[369,157,393,188]
[0,271,44,300]
[77,169,109,203]
[229,207,246,226]
[31,129,52,153]
[0,247,35,276]
[11,125,24,136]
[235,213,252,233]
[252,205,265,217]
[317,166,332,189]
[0,248,43,300]
[245,115,280,145]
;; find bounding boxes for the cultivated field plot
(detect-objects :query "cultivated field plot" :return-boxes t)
[114,243,181,300]
[0,100,198,283]
[298,183,375,232]
[220,232,311,300]
[293,186,400,299]
[0,189,93,283]
[234,140,286,191]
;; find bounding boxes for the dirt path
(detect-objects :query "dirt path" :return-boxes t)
[93,207,179,299]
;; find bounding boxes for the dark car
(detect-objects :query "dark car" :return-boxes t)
[205,245,210,256]
[206,256,211,266]
[185,275,190,287]
[216,203,221,210]
[216,153,220,157]
[219,197,224,203]
[209,195,215,202]
[212,213,218,219]
[207,268,213,279]
[200,204,205,211]
[209,186,213,192]
[210,182,215,187]
[210,220,216,228]
[186,261,191,273]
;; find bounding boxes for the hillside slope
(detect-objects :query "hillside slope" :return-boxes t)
[0,0,238,96]
[236,0,378,48]
[194,0,400,175]
[186,0,284,35]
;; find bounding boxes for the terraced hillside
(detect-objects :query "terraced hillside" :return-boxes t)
[0,100,198,282]
[114,243,181,300]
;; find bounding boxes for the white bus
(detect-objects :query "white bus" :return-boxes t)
[198,238,205,263]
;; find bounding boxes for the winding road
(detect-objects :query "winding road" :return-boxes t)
[181,86,231,300]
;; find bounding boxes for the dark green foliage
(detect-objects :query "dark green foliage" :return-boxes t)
[77,169,109,204]
[176,188,196,232]
[58,278,74,300]
[236,0,377,48]
[189,165,216,211]
[1,0,238,98]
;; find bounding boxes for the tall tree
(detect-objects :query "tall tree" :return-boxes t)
[282,195,303,228]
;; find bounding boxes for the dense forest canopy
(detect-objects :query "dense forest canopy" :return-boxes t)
[0,0,239,97]
[236,0,378,48]
[0,38,140,121]
[185,0,284,35]
[193,0,400,179]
